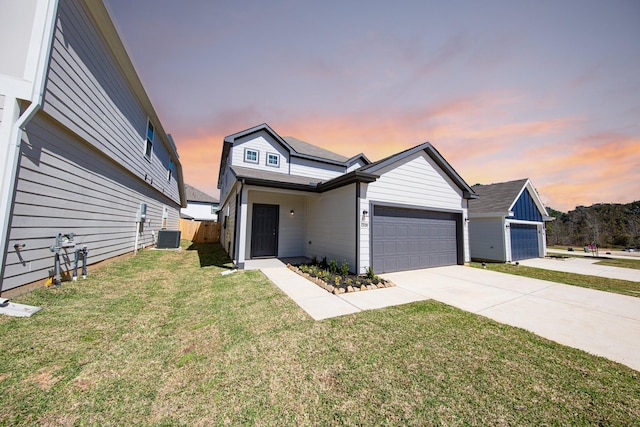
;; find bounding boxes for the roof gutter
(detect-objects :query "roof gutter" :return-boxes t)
[0,0,58,295]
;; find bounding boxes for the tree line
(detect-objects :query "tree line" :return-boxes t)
[546,201,640,248]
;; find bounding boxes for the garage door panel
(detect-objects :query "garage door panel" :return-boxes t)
[372,206,460,273]
[510,223,539,261]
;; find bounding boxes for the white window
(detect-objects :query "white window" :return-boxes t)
[144,120,154,160]
[244,148,259,164]
[167,160,173,181]
[266,153,280,167]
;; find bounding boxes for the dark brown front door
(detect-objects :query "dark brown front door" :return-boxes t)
[251,204,279,258]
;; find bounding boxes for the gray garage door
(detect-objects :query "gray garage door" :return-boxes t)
[510,223,539,261]
[372,206,460,273]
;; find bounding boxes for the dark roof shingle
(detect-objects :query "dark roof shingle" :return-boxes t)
[282,136,349,163]
[184,184,218,203]
[468,179,528,214]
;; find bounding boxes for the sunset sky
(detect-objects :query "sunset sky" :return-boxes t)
[104,0,639,212]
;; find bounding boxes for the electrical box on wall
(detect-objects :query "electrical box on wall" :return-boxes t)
[137,203,147,222]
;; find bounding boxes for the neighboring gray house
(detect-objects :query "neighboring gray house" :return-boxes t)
[181,184,219,221]
[468,179,552,262]
[217,123,476,274]
[0,0,185,295]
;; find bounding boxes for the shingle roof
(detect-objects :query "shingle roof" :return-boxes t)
[468,179,529,214]
[230,166,323,187]
[282,136,349,163]
[184,184,218,203]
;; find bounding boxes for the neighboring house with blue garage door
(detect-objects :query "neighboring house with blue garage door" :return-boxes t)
[217,123,477,274]
[468,179,552,262]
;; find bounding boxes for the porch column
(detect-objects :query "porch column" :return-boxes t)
[236,186,249,268]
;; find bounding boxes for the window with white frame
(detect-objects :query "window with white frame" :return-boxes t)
[167,159,173,181]
[244,148,259,164]
[266,152,280,167]
[144,120,154,160]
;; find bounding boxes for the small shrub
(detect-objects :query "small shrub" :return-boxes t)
[321,257,328,269]
[340,260,349,276]
[366,266,377,280]
[345,277,354,286]
[311,255,318,265]
[328,258,338,274]
[334,276,342,286]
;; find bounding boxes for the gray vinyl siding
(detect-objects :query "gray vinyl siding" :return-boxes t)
[41,0,180,206]
[469,217,507,262]
[1,112,180,291]
[305,184,356,269]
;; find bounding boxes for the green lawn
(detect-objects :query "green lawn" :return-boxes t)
[1,242,639,425]
[471,260,640,298]
[595,257,640,270]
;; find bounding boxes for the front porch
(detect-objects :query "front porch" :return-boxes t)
[235,185,358,271]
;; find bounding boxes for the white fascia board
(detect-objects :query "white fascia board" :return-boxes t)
[505,219,544,226]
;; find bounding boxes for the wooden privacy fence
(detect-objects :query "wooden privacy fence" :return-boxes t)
[179,219,221,243]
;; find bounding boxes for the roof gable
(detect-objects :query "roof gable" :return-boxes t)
[469,178,548,219]
[361,142,476,199]
[511,188,543,221]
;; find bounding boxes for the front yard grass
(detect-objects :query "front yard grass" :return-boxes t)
[1,242,639,425]
[594,257,640,270]
[471,261,640,297]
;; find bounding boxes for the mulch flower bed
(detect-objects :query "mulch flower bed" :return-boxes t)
[287,263,395,295]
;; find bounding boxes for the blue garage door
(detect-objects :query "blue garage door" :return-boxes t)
[372,206,460,273]
[510,223,539,261]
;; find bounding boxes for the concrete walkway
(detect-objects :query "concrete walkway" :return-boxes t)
[259,261,640,372]
[518,257,640,282]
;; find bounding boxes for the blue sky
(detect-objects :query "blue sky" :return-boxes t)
[105,0,640,211]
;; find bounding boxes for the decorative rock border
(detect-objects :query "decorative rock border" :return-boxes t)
[287,264,395,295]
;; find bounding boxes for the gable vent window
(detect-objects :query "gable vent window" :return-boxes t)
[145,120,154,160]
[244,148,259,164]
[267,153,280,168]
[167,159,173,181]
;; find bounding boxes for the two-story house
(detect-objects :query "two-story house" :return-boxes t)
[0,0,185,295]
[217,123,476,274]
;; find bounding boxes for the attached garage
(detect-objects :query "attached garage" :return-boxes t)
[510,223,540,261]
[372,206,462,273]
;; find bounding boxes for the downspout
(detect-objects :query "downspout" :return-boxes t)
[355,181,360,275]
[0,103,41,295]
[0,0,58,295]
[232,179,245,267]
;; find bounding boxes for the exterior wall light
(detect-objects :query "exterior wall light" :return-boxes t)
[290,209,295,215]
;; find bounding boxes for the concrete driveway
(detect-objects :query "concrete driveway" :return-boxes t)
[383,266,640,372]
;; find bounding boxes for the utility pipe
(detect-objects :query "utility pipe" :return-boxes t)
[134,220,141,255]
